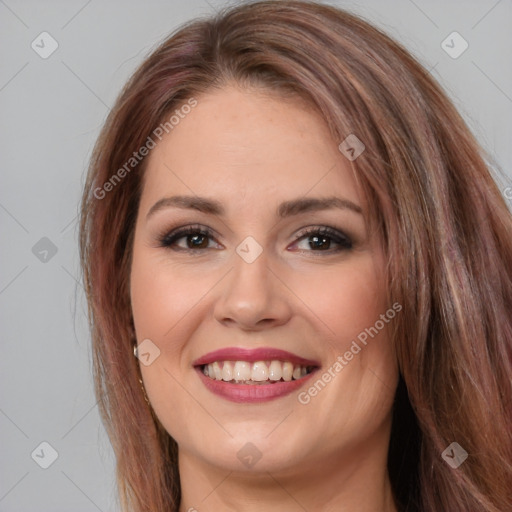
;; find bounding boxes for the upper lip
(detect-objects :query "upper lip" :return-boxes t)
[192,347,320,367]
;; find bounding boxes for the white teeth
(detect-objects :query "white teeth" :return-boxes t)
[282,362,293,382]
[268,360,282,381]
[212,361,223,380]
[233,361,251,381]
[222,361,233,381]
[202,360,313,383]
[251,361,269,381]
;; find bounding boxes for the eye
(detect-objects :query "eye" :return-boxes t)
[290,226,353,253]
[157,224,353,254]
[158,224,221,252]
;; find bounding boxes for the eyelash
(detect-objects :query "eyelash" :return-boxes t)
[157,223,353,254]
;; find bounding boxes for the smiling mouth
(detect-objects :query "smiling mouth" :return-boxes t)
[200,360,317,385]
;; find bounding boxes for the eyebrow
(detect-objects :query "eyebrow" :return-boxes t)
[146,195,363,221]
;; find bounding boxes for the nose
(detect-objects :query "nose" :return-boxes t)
[213,248,293,331]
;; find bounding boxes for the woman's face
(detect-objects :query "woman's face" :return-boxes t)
[130,85,399,477]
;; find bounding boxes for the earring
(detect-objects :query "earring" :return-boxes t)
[138,378,151,406]
[133,343,151,406]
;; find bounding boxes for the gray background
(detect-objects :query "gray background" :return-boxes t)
[1,0,510,510]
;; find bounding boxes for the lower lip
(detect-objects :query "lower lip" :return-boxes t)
[195,367,318,403]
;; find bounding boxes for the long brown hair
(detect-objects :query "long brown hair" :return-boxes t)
[79,1,512,510]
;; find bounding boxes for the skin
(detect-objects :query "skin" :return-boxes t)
[130,84,399,512]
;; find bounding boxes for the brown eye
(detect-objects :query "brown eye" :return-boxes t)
[291,227,353,253]
[159,225,220,252]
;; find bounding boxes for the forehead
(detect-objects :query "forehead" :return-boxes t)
[140,86,361,210]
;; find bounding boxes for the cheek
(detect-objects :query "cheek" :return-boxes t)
[305,256,397,413]
[130,251,212,338]
[290,254,387,342]
[129,251,202,425]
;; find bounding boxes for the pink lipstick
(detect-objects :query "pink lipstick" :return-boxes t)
[193,347,320,403]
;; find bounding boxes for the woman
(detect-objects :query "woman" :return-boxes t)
[79,1,512,511]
